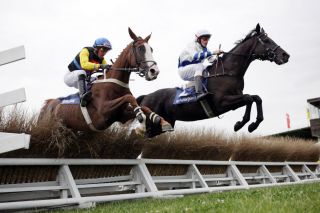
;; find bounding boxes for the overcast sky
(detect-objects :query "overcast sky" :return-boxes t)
[1,0,319,136]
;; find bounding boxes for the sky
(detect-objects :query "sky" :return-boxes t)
[0,0,319,136]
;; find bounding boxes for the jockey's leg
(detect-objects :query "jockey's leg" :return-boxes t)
[194,64,207,100]
[178,64,207,101]
[64,70,92,107]
[78,74,92,107]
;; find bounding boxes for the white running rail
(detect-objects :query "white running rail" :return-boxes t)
[0,158,319,211]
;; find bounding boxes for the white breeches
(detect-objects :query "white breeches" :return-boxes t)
[64,70,86,89]
[178,63,204,81]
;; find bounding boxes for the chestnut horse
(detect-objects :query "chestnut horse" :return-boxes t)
[39,28,172,137]
[136,24,290,133]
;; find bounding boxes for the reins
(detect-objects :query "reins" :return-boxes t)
[91,38,157,88]
[205,33,279,78]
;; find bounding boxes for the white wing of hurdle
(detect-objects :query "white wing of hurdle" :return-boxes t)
[0,45,30,154]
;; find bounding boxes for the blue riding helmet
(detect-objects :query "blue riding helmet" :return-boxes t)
[93,38,112,50]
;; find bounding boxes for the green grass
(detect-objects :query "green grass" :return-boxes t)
[56,182,320,213]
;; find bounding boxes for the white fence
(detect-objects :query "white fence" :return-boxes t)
[0,46,30,154]
[0,158,319,211]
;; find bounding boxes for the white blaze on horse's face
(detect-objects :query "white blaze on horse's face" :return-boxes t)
[143,43,160,81]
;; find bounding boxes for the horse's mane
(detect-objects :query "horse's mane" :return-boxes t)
[113,43,132,63]
[235,28,258,44]
[223,28,258,56]
[112,37,144,63]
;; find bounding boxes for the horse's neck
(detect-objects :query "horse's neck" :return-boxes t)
[223,38,256,77]
[107,44,132,83]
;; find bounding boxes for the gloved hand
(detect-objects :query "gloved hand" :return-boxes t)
[202,58,212,69]
[213,49,224,55]
[100,64,112,70]
[207,55,215,63]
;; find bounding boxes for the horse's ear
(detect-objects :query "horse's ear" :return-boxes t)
[261,27,265,34]
[128,27,138,40]
[255,23,261,33]
[144,33,152,43]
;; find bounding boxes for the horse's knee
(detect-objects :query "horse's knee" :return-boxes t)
[252,95,262,104]
[243,94,254,104]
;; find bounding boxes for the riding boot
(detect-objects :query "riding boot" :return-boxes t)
[78,74,92,107]
[195,75,207,101]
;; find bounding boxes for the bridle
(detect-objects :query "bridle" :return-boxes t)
[131,39,157,77]
[207,33,280,78]
[95,38,157,78]
[225,33,280,62]
[253,33,280,62]
[92,38,158,88]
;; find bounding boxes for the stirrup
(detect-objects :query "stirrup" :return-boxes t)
[80,91,92,107]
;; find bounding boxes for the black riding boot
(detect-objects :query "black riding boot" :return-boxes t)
[78,74,92,107]
[195,75,207,101]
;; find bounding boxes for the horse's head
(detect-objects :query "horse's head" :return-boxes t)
[251,24,290,65]
[128,28,160,81]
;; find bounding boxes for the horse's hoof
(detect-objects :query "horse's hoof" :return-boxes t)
[234,121,243,132]
[248,123,257,133]
[162,124,174,132]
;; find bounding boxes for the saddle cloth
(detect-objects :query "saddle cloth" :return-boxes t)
[58,93,80,105]
[58,73,102,105]
[173,78,207,105]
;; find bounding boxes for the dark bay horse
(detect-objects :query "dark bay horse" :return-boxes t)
[137,24,290,133]
[39,28,172,137]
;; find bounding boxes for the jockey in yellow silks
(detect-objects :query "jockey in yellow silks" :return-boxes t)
[64,38,112,107]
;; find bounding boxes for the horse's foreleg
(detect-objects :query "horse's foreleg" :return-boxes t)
[140,106,173,133]
[234,95,254,132]
[217,94,254,132]
[247,95,264,132]
[115,94,149,134]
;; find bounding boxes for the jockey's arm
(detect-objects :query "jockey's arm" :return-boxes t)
[79,48,107,71]
[179,49,212,67]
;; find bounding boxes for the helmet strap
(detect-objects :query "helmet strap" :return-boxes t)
[93,48,99,56]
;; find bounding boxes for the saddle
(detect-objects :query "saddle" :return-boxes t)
[58,73,102,105]
[173,78,208,105]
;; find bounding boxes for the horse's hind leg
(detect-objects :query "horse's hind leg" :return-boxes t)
[247,95,264,133]
[234,95,254,132]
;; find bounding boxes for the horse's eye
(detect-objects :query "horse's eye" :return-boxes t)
[150,47,153,53]
[139,46,146,52]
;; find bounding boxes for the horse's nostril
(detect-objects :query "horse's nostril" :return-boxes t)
[283,52,290,62]
[150,69,156,74]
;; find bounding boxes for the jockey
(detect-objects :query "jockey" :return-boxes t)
[64,37,112,107]
[178,29,223,100]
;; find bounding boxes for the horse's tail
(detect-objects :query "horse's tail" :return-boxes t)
[136,95,146,105]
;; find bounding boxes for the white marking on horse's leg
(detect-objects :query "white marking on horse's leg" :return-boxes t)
[134,106,146,134]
